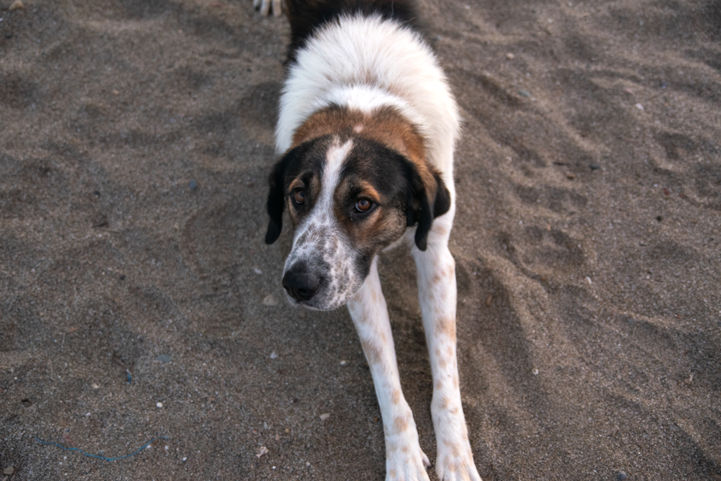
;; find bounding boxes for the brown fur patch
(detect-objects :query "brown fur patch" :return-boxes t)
[391,388,401,405]
[436,317,457,340]
[292,106,426,164]
[355,180,381,203]
[293,106,443,217]
[393,415,409,432]
[361,339,382,365]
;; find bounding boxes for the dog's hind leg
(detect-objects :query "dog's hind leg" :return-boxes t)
[348,257,431,481]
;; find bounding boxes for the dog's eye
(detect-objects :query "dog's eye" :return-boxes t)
[292,188,306,206]
[354,198,374,213]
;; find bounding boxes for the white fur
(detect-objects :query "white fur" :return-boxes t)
[348,257,431,481]
[272,11,480,481]
[276,15,459,187]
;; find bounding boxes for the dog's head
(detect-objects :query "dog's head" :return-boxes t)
[265,108,450,310]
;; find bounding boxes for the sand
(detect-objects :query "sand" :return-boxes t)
[1,0,720,479]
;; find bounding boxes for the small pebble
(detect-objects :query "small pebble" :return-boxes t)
[635,103,644,111]
[9,0,23,11]
[518,89,531,98]
[616,471,628,481]
[3,466,14,476]
[253,267,263,274]
[339,360,348,366]
[91,383,99,389]
[589,163,601,171]
[532,368,539,376]
[156,401,163,408]
[263,294,278,306]
[256,446,269,458]
[319,413,330,421]
[156,354,172,363]
[506,52,515,59]
[270,351,278,359]
[188,179,198,191]
[182,456,188,462]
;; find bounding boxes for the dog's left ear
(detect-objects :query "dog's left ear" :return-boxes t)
[405,161,451,251]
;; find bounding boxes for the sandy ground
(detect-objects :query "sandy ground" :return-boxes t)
[1,0,720,480]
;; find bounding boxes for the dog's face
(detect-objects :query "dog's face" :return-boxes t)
[265,133,450,310]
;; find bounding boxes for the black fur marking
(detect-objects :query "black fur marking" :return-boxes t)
[432,171,451,219]
[284,0,422,63]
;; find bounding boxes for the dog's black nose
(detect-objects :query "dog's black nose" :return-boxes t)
[282,263,322,302]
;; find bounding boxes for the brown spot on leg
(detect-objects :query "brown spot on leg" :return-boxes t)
[393,415,409,433]
[435,317,457,340]
[391,388,401,405]
[361,339,382,365]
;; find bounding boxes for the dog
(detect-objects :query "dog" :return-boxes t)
[259,1,481,480]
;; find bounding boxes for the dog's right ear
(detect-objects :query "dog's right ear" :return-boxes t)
[265,154,291,244]
[265,143,309,244]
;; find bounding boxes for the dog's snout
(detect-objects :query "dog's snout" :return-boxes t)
[283,263,322,302]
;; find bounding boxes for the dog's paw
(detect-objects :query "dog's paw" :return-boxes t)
[435,440,482,481]
[385,444,431,481]
[252,0,282,16]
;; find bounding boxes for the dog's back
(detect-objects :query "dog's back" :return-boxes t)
[283,0,421,62]
[276,0,459,184]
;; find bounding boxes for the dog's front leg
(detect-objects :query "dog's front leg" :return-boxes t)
[348,257,431,481]
[413,233,482,481]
